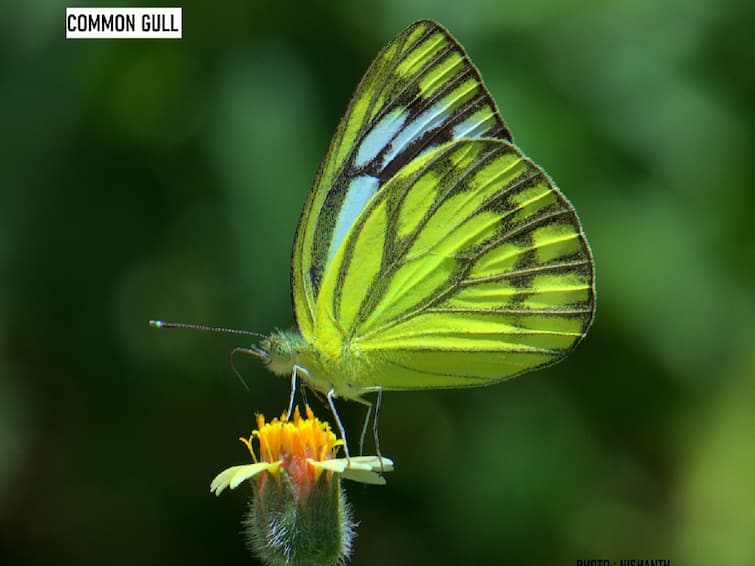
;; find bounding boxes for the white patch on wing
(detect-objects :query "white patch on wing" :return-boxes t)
[326,175,380,265]
[355,109,406,168]
[452,112,495,139]
[382,103,450,169]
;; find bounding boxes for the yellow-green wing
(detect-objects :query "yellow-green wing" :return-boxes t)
[314,139,594,390]
[292,20,511,339]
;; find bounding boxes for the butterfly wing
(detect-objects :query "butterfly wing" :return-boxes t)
[292,20,511,340]
[313,139,595,390]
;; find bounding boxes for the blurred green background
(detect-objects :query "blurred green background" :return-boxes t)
[2,0,753,564]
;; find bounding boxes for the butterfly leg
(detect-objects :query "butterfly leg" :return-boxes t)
[355,387,384,471]
[287,365,310,419]
[326,388,351,461]
[299,377,311,408]
[374,387,383,465]
[356,398,372,456]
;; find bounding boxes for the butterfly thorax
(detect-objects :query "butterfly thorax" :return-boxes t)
[259,329,372,399]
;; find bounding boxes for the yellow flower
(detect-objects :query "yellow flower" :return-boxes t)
[210,406,393,497]
[210,406,393,566]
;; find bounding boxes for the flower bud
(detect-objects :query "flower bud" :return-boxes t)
[210,407,393,565]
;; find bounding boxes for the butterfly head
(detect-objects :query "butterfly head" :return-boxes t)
[257,330,303,376]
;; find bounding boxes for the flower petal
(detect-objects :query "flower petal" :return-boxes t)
[347,456,395,473]
[210,462,277,496]
[341,468,387,485]
[308,456,394,485]
[310,459,348,473]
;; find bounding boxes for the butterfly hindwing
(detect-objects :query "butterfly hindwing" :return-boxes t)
[314,139,594,389]
[292,20,511,339]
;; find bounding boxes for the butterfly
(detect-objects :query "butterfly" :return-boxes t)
[154,20,595,455]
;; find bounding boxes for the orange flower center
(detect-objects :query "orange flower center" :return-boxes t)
[239,406,343,500]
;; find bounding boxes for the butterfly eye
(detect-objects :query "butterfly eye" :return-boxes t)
[276,343,291,360]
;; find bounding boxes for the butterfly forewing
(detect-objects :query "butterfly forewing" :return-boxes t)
[314,139,594,389]
[292,20,511,339]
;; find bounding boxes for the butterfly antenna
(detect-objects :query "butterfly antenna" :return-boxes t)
[149,320,267,339]
[150,320,268,392]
